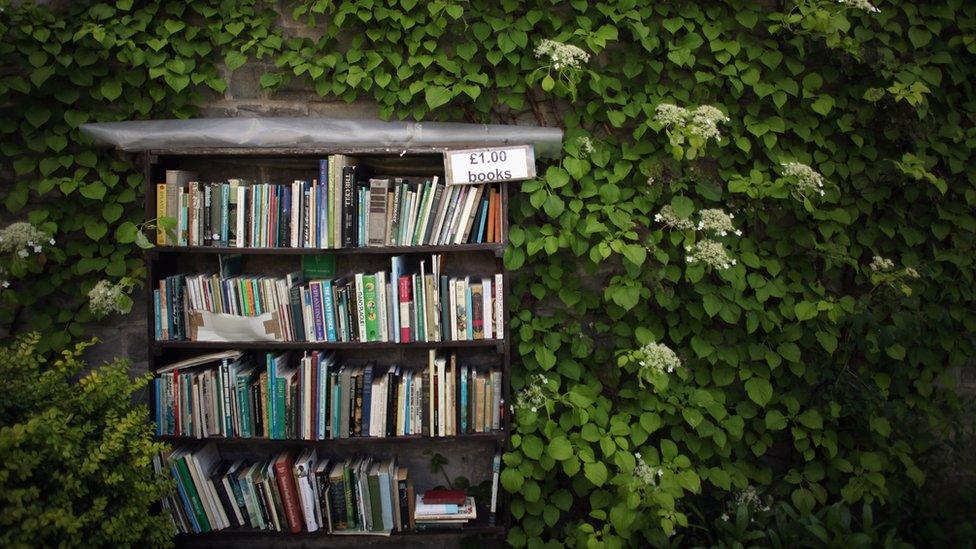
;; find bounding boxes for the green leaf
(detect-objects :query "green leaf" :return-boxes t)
[548,436,573,461]
[101,79,123,101]
[794,301,817,321]
[225,50,247,71]
[425,85,452,109]
[745,377,773,407]
[500,468,524,492]
[584,462,608,487]
[670,195,694,218]
[765,410,788,430]
[521,435,544,459]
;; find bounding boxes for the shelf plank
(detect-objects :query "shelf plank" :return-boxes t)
[175,523,505,543]
[148,243,504,257]
[158,432,505,446]
[151,339,504,352]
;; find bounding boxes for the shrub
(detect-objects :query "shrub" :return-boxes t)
[0,334,173,548]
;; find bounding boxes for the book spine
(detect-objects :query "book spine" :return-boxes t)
[361,365,374,436]
[494,273,504,339]
[471,284,484,339]
[274,459,305,533]
[363,275,379,342]
[398,275,412,342]
[310,282,325,342]
[341,166,356,248]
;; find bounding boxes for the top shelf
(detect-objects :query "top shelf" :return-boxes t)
[147,243,505,257]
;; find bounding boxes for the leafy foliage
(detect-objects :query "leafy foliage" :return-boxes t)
[1,0,975,547]
[0,334,172,547]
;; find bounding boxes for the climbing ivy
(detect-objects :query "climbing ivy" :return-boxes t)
[1,0,975,546]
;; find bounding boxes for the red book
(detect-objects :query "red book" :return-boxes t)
[273,450,305,533]
[423,489,466,505]
[398,275,412,342]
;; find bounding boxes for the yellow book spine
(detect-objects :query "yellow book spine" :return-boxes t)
[156,183,167,244]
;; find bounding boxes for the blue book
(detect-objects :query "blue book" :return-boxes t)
[358,188,367,246]
[322,280,338,342]
[310,283,326,341]
[221,182,230,245]
[378,468,393,530]
[169,460,201,533]
[361,363,374,435]
[460,365,468,432]
[282,185,291,248]
[266,353,276,440]
[153,289,162,340]
[476,199,489,243]
[466,281,474,339]
[318,181,328,248]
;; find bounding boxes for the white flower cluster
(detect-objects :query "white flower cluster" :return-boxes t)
[654,205,694,230]
[869,255,894,272]
[634,452,665,489]
[838,0,880,13]
[781,162,825,197]
[696,209,741,237]
[654,103,730,142]
[635,342,682,376]
[735,485,772,512]
[513,374,549,413]
[905,266,920,279]
[535,39,590,70]
[576,136,594,157]
[686,239,736,270]
[88,280,127,318]
[0,222,55,259]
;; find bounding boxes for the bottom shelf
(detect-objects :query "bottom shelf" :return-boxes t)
[175,518,505,547]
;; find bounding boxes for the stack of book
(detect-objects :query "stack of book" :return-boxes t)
[153,350,504,440]
[413,492,478,531]
[155,166,503,248]
[154,254,504,343]
[160,444,414,535]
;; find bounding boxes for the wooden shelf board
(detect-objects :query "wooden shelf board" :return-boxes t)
[151,339,504,352]
[158,432,505,446]
[148,243,504,257]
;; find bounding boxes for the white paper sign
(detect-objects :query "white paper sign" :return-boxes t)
[443,145,536,185]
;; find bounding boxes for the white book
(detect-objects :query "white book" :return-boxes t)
[448,277,457,341]
[494,273,504,338]
[187,444,229,529]
[235,186,246,247]
[416,177,439,243]
[442,186,468,245]
[290,181,300,247]
[482,277,493,340]
[308,181,317,249]
[296,449,319,531]
[437,355,447,437]
[377,376,388,437]
[453,185,479,244]
[419,261,428,342]
[429,183,454,246]
[428,351,436,435]
[370,377,383,436]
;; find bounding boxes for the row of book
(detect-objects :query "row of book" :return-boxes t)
[153,254,504,343]
[153,350,504,440]
[155,166,503,249]
[157,445,500,535]
[159,444,414,534]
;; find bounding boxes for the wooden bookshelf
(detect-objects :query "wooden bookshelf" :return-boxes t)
[143,149,512,545]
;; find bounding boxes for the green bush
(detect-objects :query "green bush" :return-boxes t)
[0,334,173,548]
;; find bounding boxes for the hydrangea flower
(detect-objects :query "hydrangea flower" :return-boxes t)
[838,0,880,13]
[654,103,730,142]
[781,162,825,198]
[905,266,920,279]
[686,239,736,269]
[88,280,129,318]
[654,204,695,230]
[634,452,665,489]
[534,39,590,70]
[635,342,682,376]
[0,222,53,257]
[696,209,741,237]
[869,255,895,272]
[735,485,772,513]
[576,136,595,157]
[513,373,549,413]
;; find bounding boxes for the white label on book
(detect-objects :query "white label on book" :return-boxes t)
[443,145,536,185]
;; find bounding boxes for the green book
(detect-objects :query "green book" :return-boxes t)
[175,455,212,532]
[367,470,384,531]
[363,274,379,342]
[343,464,357,529]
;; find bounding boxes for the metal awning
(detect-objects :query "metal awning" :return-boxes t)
[80,117,564,158]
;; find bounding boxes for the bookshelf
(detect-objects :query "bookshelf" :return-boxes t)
[143,148,511,545]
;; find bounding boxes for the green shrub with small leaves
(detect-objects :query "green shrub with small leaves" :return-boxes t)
[0,334,172,548]
[1,0,975,547]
